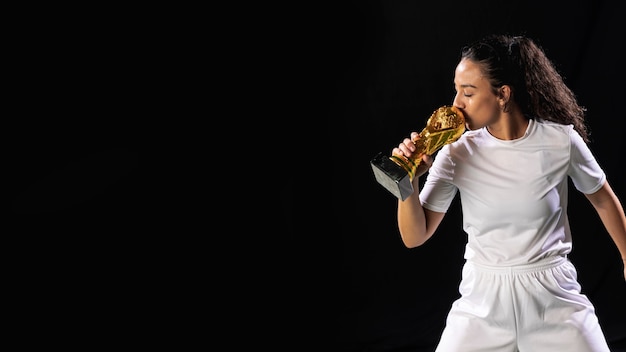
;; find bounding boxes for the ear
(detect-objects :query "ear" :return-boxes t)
[498,85,511,103]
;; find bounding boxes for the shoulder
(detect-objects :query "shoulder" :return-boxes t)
[533,118,573,134]
[532,119,578,144]
[533,119,593,162]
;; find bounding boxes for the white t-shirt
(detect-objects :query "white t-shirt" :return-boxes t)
[420,118,606,266]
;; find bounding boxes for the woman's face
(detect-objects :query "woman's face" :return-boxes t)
[452,58,501,131]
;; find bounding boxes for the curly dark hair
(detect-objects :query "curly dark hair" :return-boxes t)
[460,34,589,142]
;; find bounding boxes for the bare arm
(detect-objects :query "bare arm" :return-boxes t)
[398,187,445,247]
[393,132,446,248]
[585,180,626,281]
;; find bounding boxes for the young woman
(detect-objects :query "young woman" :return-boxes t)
[392,34,626,351]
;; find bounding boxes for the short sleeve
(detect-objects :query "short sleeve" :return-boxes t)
[568,127,606,194]
[419,145,459,212]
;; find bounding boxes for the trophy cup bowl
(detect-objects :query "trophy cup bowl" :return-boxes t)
[370,105,465,200]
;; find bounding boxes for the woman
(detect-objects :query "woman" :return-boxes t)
[392,34,626,351]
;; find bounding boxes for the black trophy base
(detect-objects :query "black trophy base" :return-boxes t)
[370,152,414,201]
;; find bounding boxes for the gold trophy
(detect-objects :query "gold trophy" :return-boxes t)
[370,106,465,200]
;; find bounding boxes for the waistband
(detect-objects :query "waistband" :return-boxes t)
[466,256,568,274]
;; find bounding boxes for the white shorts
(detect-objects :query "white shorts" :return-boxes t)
[435,256,610,352]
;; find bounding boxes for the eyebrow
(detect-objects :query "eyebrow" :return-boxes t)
[459,83,477,89]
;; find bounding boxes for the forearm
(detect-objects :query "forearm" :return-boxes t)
[597,201,626,281]
[596,198,626,261]
[588,182,626,261]
[397,179,429,248]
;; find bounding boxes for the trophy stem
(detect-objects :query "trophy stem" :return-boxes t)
[389,154,418,180]
[389,136,427,181]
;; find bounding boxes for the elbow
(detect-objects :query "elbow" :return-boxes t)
[404,241,424,249]
[401,233,429,248]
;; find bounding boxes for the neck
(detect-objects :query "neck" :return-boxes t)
[487,110,529,140]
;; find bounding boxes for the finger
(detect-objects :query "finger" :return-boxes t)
[403,138,416,152]
[422,154,434,167]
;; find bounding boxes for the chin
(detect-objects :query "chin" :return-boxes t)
[465,120,485,131]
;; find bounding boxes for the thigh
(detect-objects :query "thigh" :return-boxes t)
[435,309,518,352]
[515,260,610,352]
[435,264,518,352]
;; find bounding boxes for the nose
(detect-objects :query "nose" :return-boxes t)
[452,92,464,109]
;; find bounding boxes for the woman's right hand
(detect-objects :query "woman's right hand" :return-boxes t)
[391,132,434,179]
